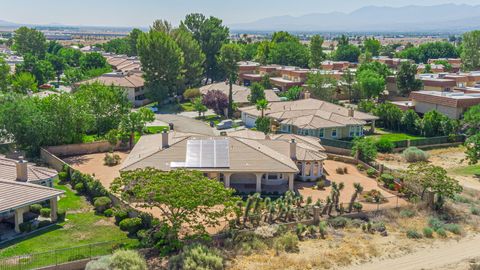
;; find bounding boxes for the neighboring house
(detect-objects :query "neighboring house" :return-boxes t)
[418,64,445,74]
[0,156,62,233]
[270,66,309,91]
[407,91,480,119]
[372,57,411,70]
[105,54,142,72]
[239,98,378,139]
[0,156,58,187]
[79,45,102,53]
[120,130,327,193]
[76,71,149,107]
[420,76,457,92]
[199,82,280,106]
[428,58,462,73]
[321,61,350,71]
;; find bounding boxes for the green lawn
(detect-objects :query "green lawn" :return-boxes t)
[450,165,480,176]
[196,115,223,125]
[0,181,138,261]
[368,128,425,142]
[83,126,169,144]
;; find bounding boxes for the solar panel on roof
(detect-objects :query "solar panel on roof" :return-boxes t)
[185,139,230,168]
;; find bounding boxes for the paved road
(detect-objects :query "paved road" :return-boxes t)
[343,234,480,270]
[155,114,214,135]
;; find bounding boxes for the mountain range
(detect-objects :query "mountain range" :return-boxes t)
[229,4,480,32]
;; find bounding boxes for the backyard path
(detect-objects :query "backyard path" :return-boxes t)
[155,113,214,135]
[343,233,480,270]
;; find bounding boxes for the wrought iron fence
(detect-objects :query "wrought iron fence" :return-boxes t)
[0,241,121,270]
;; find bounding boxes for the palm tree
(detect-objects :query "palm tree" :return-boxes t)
[255,99,269,118]
[348,183,364,213]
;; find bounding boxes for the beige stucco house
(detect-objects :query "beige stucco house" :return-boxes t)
[121,130,327,194]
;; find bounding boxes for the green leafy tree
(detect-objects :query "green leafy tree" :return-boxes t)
[182,14,229,83]
[462,30,480,71]
[193,97,208,117]
[421,110,456,137]
[255,117,271,135]
[335,44,361,62]
[357,69,385,99]
[11,72,37,93]
[465,134,480,165]
[80,52,107,70]
[357,61,391,80]
[363,38,381,56]
[218,43,242,117]
[463,104,480,135]
[119,107,155,149]
[373,103,403,131]
[351,137,377,163]
[401,109,421,135]
[63,67,84,85]
[128,28,143,56]
[309,34,325,68]
[433,60,452,72]
[75,82,131,136]
[404,163,462,210]
[397,42,458,63]
[12,27,47,58]
[0,57,10,91]
[47,53,66,84]
[255,41,272,64]
[58,47,83,67]
[101,38,130,55]
[341,69,360,102]
[268,41,309,68]
[111,168,238,239]
[396,62,423,96]
[137,30,183,103]
[306,72,337,102]
[172,28,206,90]
[16,54,55,85]
[284,86,302,101]
[249,82,265,104]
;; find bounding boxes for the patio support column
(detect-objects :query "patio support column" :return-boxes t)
[370,120,376,134]
[224,173,231,188]
[310,162,315,179]
[301,162,306,178]
[14,207,25,233]
[255,173,262,193]
[318,162,324,176]
[288,173,294,191]
[50,197,58,222]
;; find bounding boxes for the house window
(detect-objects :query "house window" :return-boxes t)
[319,128,325,138]
[331,129,337,138]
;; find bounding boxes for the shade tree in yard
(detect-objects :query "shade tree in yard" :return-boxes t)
[218,43,242,117]
[202,90,228,116]
[119,107,155,149]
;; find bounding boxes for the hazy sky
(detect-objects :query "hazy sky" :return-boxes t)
[2,0,480,27]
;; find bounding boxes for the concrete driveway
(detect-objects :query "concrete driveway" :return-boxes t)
[155,114,214,135]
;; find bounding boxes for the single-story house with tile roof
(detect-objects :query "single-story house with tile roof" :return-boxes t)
[75,71,149,107]
[239,98,378,139]
[121,130,327,194]
[199,82,281,106]
[0,156,58,187]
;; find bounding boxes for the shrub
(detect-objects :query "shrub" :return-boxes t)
[104,209,114,217]
[40,208,51,218]
[114,209,129,224]
[399,209,416,218]
[254,225,278,239]
[94,196,112,213]
[316,179,325,190]
[138,212,154,229]
[363,189,387,203]
[57,209,66,222]
[273,232,299,254]
[86,255,112,270]
[119,218,143,235]
[38,220,52,228]
[336,167,344,174]
[74,183,85,193]
[19,222,32,233]
[444,224,462,235]
[353,202,363,212]
[423,227,434,238]
[109,250,147,270]
[436,228,447,238]
[351,137,378,163]
[343,167,348,174]
[328,217,349,228]
[428,217,445,231]
[375,138,395,153]
[58,172,68,182]
[104,153,121,166]
[380,173,395,185]
[183,88,201,101]
[168,243,223,270]
[406,229,422,239]
[30,204,42,214]
[357,164,365,171]
[471,206,480,216]
[402,147,429,163]
[367,168,376,178]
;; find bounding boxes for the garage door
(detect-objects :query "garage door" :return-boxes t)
[244,115,257,128]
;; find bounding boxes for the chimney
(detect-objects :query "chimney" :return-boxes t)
[290,139,297,160]
[348,108,354,117]
[304,90,311,100]
[16,157,28,182]
[161,131,169,149]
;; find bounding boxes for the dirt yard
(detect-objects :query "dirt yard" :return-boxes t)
[63,151,128,189]
[297,160,408,212]
[377,146,480,191]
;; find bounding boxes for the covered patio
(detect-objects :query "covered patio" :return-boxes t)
[0,180,64,241]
